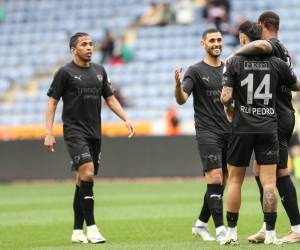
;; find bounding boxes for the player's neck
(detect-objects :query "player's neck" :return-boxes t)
[203,56,222,67]
[73,58,91,68]
[262,30,278,40]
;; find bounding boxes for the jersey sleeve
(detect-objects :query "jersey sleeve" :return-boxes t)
[47,67,68,100]
[182,66,195,96]
[267,39,293,70]
[101,69,114,98]
[222,58,236,88]
[278,59,297,88]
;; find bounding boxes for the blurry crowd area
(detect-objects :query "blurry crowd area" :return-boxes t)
[0,0,300,175]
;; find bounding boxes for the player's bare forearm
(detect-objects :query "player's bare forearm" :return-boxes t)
[221,86,233,107]
[45,97,58,135]
[235,40,272,56]
[105,95,129,121]
[174,85,188,105]
[105,95,135,137]
[44,97,58,152]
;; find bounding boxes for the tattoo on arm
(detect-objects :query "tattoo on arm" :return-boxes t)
[263,187,277,212]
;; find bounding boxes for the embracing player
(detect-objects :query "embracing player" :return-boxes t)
[231,11,300,244]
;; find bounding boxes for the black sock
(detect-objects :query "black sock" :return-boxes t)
[226,211,238,228]
[206,184,224,228]
[255,176,264,211]
[277,175,300,225]
[199,192,211,223]
[264,212,277,230]
[73,185,84,229]
[79,181,95,226]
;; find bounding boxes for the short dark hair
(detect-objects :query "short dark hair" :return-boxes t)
[258,11,280,32]
[69,32,89,49]
[239,20,261,42]
[202,28,220,39]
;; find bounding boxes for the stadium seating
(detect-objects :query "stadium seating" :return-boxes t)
[0,0,299,128]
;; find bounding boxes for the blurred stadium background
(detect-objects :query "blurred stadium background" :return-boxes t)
[1,1,300,249]
[1,0,300,179]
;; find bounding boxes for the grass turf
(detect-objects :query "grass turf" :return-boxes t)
[0,178,300,250]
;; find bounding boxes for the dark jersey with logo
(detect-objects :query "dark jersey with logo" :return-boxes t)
[47,61,114,139]
[268,38,294,114]
[182,61,230,135]
[222,55,297,133]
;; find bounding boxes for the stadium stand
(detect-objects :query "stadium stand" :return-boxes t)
[0,0,299,137]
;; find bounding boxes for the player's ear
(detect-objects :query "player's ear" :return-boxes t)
[200,39,205,48]
[71,47,77,55]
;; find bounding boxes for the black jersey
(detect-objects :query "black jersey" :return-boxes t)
[47,61,114,139]
[222,55,297,133]
[182,61,230,135]
[268,38,294,114]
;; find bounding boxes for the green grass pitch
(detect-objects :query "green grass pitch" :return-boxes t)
[1,178,300,250]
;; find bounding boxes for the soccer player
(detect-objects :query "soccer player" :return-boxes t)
[230,11,300,244]
[44,32,135,244]
[220,20,300,245]
[174,28,230,241]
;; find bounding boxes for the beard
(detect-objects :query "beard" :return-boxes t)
[206,46,222,57]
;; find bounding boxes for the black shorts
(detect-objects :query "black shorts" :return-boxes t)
[227,133,278,167]
[196,131,229,175]
[64,137,101,175]
[277,113,295,169]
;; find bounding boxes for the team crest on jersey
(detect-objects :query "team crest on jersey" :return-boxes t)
[97,74,103,82]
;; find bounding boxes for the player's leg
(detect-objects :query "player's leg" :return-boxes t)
[277,157,300,243]
[255,133,279,244]
[204,167,227,241]
[193,191,214,240]
[248,160,266,243]
[221,134,253,245]
[67,138,105,244]
[71,172,88,243]
[194,142,227,241]
[220,165,246,245]
[276,117,300,243]
[259,164,278,244]
[64,138,89,243]
[78,161,105,244]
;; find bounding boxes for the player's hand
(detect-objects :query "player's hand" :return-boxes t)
[125,120,135,138]
[224,106,234,123]
[175,68,183,87]
[44,134,56,152]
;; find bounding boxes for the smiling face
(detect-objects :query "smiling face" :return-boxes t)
[201,32,223,58]
[72,36,93,63]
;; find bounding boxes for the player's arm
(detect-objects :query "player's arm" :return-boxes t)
[44,97,59,152]
[105,95,135,138]
[220,86,233,106]
[174,68,189,105]
[227,40,273,61]
[221,86,234,123]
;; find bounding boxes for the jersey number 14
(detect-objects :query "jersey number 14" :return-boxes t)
[241,73,272,105]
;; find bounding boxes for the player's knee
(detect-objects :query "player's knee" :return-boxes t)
[206,169,223,184]
[79,170,94,182]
